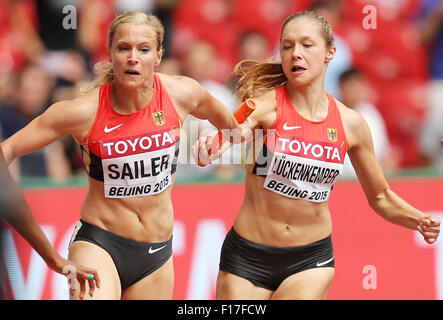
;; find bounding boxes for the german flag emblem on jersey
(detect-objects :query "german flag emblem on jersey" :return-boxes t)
[327,128,337,142]
[152,111,165,126]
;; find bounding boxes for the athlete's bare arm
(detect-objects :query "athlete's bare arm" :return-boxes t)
[0,146,100,299]
[191,90,278,165]
[158,73,241,132]
[1,89,99,164]
[339,100,440,243]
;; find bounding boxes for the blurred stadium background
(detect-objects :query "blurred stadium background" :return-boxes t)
[0,0,442,300]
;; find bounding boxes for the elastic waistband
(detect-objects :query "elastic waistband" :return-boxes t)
[229,226,332,254]
[79,219,173,248]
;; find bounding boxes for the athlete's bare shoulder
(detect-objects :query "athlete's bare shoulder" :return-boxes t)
[253,89,276,106]
[335,98,366,129]
[43,86,100,143]
[157,72,200,88]
[334,98,371,149]
[248,89,277,129]
[157,73,203,101]
[68,87,99,113]
[156,72,211,117]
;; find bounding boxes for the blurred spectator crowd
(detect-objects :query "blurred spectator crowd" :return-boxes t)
[0,0,442,182]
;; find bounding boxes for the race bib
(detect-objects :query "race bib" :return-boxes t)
[98,128,178,198]
[263,136,345,202]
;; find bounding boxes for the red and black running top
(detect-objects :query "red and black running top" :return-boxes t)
[80,74,182,198]
[247,85,348,202]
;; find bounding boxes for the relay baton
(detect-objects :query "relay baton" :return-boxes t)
[198,99,256,167]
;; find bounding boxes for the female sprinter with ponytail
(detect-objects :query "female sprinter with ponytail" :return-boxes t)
[194,11,440,300]
[1,11,241,300]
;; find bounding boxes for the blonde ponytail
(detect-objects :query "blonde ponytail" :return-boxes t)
[91,61,114,89]
[233,59,287,102]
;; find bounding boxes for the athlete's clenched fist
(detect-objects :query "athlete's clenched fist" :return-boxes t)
[418,215,440,244]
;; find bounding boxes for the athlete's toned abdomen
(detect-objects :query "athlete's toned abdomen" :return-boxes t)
[80,174,176,243]
[234,172,332,247]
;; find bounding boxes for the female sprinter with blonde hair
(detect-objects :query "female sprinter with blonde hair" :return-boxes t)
[195,11,440,300]
[1,11,241,300]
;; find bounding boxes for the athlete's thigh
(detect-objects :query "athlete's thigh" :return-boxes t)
[216,271,273,300]
[121,256,174,300]
[68,240,121,300]
[271,267,335,300]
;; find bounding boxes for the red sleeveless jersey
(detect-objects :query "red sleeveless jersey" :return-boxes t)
[248,85,348,202]
[81,74,182,198]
